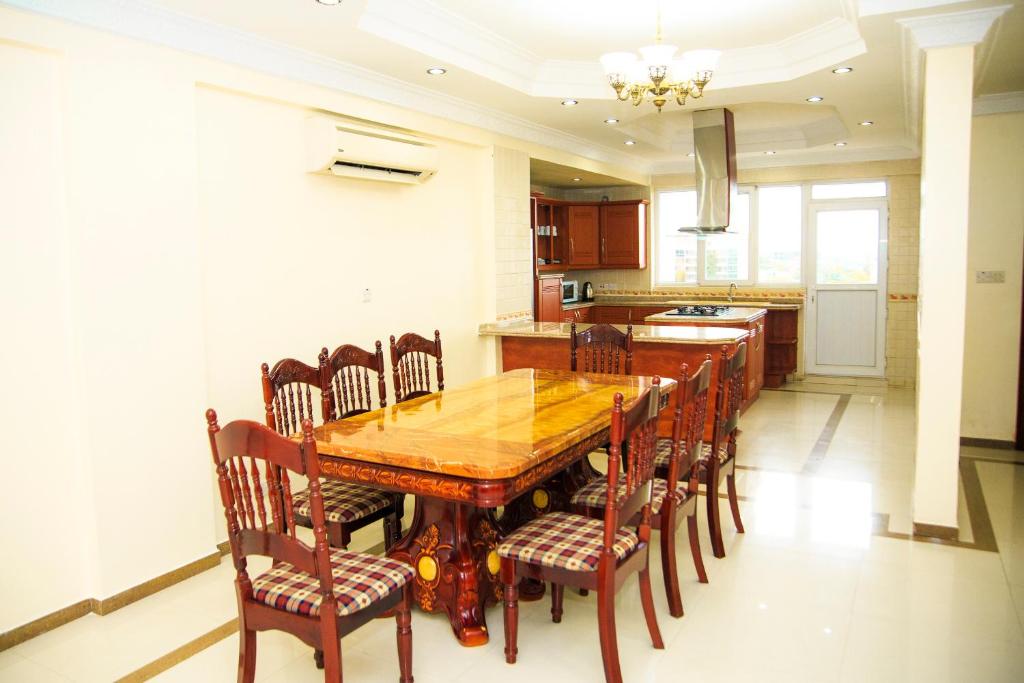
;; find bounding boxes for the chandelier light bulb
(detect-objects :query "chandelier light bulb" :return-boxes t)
[599,31,718,109]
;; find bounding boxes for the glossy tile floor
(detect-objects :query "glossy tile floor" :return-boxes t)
[3,381,1024,682]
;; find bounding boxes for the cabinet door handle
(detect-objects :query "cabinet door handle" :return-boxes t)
[569,237,575,260]
[602,237,606,258]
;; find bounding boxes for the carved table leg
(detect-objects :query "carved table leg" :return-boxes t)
[389,497,502,646]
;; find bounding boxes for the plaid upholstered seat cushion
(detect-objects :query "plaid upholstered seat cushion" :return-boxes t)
[293,480,394,524]
[653,438,729,468]
[251,548,413,617]
[496,511,638,572]
[701,442,731,463]
[570,478,688,515]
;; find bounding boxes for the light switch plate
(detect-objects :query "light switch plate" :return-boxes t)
[976,270,1005,284]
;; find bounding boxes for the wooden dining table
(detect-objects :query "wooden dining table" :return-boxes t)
[307,367,673,646]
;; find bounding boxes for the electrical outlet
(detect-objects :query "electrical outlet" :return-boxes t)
[362,288,372,303]
[976,270,1005,284]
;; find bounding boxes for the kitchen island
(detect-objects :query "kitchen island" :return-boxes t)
[645,307,767,403]
[478,320,751,438]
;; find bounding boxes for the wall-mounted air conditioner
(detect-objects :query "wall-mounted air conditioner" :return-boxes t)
[305,116,438,184]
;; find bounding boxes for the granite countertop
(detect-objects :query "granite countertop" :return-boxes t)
[645,307,768,324]
[594,296,801,310]
[478,321,749,345]
[562,301,597,310]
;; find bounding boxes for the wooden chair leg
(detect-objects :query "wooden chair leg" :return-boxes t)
[314,649,324,669]
[550,583,564,623]
[328,523,348,550]
[501,559,519,664]
[237,627,257,683]
[383,515,395,551]
[659,509,684,618]
[727,472,745,533]
[687,511,708,584]
[638,563,664,649]
[321,612,342,683]
[395,588,413,683]
[706,464,725,558]
[596,580,622,683]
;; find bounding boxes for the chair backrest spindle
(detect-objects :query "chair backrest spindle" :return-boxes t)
[603,377,662,550]
[261,358,328,436]
[206,410,327,584]
[571,323,633,375]
[321,342,388,420]
[390,330,444,403]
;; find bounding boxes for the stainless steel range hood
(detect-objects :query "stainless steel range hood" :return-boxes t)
[680,108,736,235]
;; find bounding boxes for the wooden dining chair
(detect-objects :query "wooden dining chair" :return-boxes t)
[320,342,405,549]
[205,410,414,683]
[570,358,712,618]
[389,330,444,403]
[705,342,748,558]
[570,322,633,375]
[497,379,665,683]
[261,356,399,550]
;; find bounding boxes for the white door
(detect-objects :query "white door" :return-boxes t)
[805,201,888,376]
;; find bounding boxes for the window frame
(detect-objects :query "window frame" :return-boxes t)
[699,186,755,285]
[653,179,888,288]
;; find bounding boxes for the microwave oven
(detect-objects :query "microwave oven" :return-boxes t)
[562,280,579,304]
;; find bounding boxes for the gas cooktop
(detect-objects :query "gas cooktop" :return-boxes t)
[667,305,727,317]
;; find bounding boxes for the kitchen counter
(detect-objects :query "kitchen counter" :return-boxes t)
[595,295,801,310]
[562,301,597,311]
[645,307,768,325]
[478,320,748,345]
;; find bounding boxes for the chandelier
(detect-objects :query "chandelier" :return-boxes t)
[600,8,720,112]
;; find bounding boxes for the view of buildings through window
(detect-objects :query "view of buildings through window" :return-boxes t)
[656,181,886,285]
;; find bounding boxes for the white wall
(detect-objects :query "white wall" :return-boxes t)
[0,4,610,633]
[0,40,94,630]
[195,85,494,438]
[961,111,1024,441]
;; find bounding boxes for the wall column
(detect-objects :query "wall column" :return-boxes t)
[903,7,1008,536]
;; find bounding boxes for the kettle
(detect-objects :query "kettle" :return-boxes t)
[583,281,594,301]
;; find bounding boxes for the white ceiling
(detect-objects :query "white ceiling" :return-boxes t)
[54,0,1024,178]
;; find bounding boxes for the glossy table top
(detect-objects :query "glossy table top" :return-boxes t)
[311,368,673,480]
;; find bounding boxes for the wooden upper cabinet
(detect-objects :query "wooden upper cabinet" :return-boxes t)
[600,201,647,268]
[567,205,600,267]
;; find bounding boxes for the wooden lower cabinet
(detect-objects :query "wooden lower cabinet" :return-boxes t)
[764,309,798,387]
[535,277,562,323]
[591,305,670,325]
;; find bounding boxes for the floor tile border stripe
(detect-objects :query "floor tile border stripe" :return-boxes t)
[0,550,224,652]
[115,618,238,683]
[801,393,852,474]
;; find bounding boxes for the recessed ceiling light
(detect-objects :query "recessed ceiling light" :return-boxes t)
[687,152,695,157]
[624,140,636,146]
[859,120,874,126]
[806,96,824,103]
[765,150,776,155]
[315,0,342,5]
[604,118,619,124]
[832,66,853,74]
[834,141,847,147]
[572,177,582,182]
[425,67,447,75]
[561,99,578,106]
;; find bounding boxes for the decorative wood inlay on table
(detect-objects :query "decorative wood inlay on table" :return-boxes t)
[306,368,672,647]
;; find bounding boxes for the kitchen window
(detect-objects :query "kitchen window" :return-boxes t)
[655,180,886,286]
